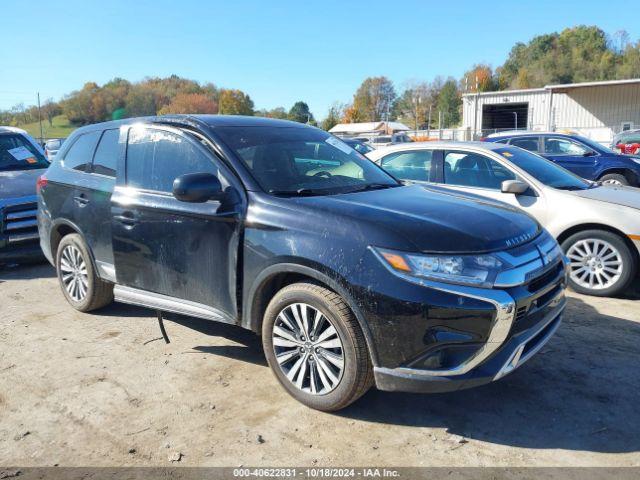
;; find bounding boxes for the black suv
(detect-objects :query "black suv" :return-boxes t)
[38,115,567,411]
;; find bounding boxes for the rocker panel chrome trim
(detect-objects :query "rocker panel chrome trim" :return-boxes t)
[113,285,235,324]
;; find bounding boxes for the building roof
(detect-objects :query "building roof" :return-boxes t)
[329,121,410,134]
[462,78,640,98]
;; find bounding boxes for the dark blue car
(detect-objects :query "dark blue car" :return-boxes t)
[483,132,640,187]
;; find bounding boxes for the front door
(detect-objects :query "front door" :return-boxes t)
[438,150,548,224]
[542,136,598,180]
[111,125,242,322]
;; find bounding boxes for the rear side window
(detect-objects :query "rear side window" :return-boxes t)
[126,128,218,193]
[381,150,433,182]
[61,131,101,171]
[509,137,539,152]
[91,129,119,177]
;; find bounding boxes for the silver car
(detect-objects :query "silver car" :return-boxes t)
[368,141,640,297]
[44,138,65,161]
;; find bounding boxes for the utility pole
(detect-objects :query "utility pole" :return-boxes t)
[37,92,43,144]
[427,105,432,137]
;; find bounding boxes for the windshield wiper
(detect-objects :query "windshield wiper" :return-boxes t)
[344,183,400,193]
[268,188,320,197]
[554,185,587,191]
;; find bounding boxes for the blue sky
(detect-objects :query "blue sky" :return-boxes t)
[1,0,638,118]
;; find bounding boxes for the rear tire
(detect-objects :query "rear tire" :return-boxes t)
[262,282,373,411]
[599,173,629,186]
[561,229,636,297]
[56,234,113,312]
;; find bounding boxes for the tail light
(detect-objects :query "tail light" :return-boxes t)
[479,137,487,141]
[36,175,48,194]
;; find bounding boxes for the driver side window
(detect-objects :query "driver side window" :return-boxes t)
[544,137,589,156]
[444,151,516,190]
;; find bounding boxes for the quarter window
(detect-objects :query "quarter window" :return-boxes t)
[381,150,433,182]
[61,131,101,172]
[126,128,218,193]
[91,129,119,177]
[444,151,516,190]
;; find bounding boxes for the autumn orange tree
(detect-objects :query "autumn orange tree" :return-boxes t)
[158,93,217,114]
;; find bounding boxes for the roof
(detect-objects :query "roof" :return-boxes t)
[463,77,640,97]
[366,141,508,159]
[0,126,29,135]
[329,121,410,133]
[68,114,310,137]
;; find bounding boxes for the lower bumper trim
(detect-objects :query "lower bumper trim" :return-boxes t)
[374,299,565,394]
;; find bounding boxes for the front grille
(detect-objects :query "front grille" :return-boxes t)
[527,261,563,293]
[2,203,39,244]
[515,305,529,322]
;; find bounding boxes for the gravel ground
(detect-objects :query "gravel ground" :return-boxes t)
[1,263,639,467]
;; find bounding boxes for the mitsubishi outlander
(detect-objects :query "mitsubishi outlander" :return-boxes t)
[38,115,567,411]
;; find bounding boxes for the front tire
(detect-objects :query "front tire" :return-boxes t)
[56,234,113,312]
[262,282,373,411]
[599,173,629,186]
[561,230,636,297]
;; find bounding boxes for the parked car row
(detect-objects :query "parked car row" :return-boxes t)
[1,115,637,411]
[35,115,568,411]
[367,141,640,297]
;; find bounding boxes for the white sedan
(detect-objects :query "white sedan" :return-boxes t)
[367,142,640,297]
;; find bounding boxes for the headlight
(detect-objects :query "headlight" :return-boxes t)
[373,247,505,288]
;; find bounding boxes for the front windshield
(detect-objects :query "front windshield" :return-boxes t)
[0,133,49,171]
[215,126,398,195]
[495,147,591,190]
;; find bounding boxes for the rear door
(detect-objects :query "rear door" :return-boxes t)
[76,128,121,280]
[111,124,243,322]
[542,136,598,179]
[53,130,102,243]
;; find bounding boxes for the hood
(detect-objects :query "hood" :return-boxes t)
[572,185,640,210]
[299,184,541,253]
[0,169,45,201]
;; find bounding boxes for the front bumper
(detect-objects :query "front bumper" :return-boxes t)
[362,232,567,394]
[374,296,565,393]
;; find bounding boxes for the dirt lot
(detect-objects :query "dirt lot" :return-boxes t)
[1,263,639,467]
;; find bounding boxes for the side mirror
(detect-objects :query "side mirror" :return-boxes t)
[172,172,223,203]
[582,150,596,157]
[501,180,529,195]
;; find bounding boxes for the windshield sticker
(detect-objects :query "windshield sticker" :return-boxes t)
[325,136,353,155]
[8,146,35,161]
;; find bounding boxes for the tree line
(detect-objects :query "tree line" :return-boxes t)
[1,26,638,132]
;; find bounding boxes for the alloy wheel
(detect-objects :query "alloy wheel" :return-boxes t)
[566,239,623,290]
[60,245,89,302]
[272,303,345,395]
[602,179,624,186]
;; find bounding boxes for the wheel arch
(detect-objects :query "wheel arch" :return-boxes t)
[557,223,639,264]
[243,263,380,367]
[49,219,100,273]
[597,168,638,186]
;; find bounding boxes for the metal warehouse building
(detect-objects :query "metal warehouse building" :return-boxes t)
[462,78,640,143]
